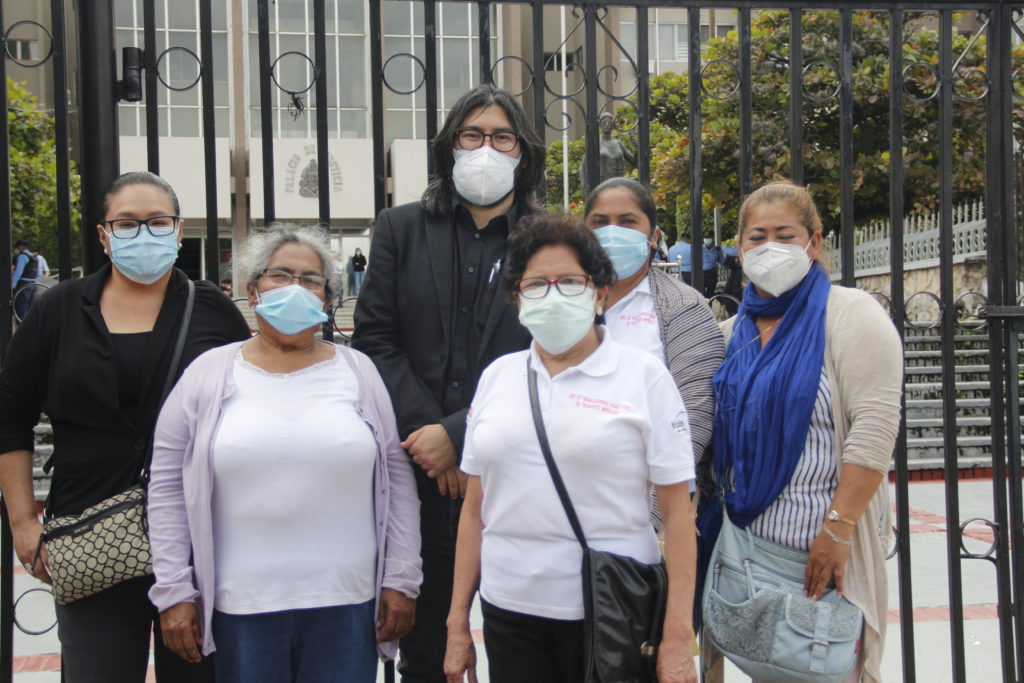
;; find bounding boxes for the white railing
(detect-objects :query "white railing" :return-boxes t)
[827,199,987,277]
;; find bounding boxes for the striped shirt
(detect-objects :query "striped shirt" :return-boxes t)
[748,367,839,551]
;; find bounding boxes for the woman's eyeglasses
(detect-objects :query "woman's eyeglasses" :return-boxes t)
[259,268,328,291]
[515,274,591,299]
[103,216,180,239]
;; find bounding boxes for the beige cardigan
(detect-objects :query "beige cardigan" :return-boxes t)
[720,284,904,683]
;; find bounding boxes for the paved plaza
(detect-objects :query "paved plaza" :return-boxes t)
[7,479,1013,682]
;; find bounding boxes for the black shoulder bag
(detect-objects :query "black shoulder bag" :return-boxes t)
[527,358,668,683]
[37,280,195,605]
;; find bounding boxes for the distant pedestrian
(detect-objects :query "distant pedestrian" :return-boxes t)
[720,239,742,316]
[10,240,39,321]
[33,250,51,278]
[352,247,367,295]
[220,279,232,296]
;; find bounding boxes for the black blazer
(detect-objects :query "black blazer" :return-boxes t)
[0,264,251,514]
[352,201,532,456]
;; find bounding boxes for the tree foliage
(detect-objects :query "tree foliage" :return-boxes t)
[565,11,1022,244]
[8,78,81,272]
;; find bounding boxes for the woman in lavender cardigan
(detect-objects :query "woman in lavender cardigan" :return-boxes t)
[146,226,422,683]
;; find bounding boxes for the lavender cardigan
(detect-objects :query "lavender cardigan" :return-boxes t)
[147,341,422,659]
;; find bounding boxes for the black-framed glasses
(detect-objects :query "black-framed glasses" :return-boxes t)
[456,128,520,153]
[103,216,181,239]
[516,274,591,300]
[259,268,328,291]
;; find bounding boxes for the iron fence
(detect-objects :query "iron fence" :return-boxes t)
[0,1,1022,681]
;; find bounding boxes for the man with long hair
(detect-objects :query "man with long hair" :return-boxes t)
[353,85,546,681]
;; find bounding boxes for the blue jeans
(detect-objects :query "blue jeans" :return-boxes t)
[212,601,377,683]
[354,270,364,294]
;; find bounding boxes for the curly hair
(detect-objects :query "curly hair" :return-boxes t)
[232,224,341,302]
[502,213,616,300]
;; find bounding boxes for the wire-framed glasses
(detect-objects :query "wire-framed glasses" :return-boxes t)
[516,274,591,299]
[456,128,520,153]
[103,216,180,239]
[260,268,328,291]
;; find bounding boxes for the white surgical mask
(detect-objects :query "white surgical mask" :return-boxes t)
[741,241,813,297]
[452,147,520,207]
[518,287,596,355]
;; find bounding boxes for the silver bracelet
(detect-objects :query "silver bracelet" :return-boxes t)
[823,525,852,546]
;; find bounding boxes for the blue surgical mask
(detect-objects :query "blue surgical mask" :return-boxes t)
[254,284,328,335]
[106,229,180,284]
[518,288,596,355]
[593,225,651,280]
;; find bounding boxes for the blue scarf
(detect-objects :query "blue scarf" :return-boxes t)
[697,264,831,583]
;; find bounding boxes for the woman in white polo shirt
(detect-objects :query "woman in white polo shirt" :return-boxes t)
[583,178,724,502]
[443,213,699,683]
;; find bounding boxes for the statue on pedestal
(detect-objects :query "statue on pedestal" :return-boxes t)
[579,112,637,196]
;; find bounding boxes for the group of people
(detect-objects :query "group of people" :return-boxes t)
[0,83,902,683]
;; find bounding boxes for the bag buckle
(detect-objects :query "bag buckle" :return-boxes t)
[640,642,658,657]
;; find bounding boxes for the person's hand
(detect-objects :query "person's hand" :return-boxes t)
[443,622,478,683]
[376,588,416,643]
[403,424,457,476]
[804,523,852,600]
[656,634,698,683]
[435,468,469,500]
[160,602,203,664]
[12,518,50,584]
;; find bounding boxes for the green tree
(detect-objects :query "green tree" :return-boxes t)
[8,77,82,274]
[617,11,1023,241]
[545,138,586,213]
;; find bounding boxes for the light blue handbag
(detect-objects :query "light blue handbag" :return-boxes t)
[702,511,864,682]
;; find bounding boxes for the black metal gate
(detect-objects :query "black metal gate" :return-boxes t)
[0,1,1021,681]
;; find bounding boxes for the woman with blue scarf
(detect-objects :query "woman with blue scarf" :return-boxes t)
[699,182,902,683]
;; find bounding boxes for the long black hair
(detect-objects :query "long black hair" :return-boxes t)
[421,85,546,216]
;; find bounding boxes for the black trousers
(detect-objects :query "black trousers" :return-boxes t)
[481,599,585,683]
[55,575,215,683]
[397,470,463,682]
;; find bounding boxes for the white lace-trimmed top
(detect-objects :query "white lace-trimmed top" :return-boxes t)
[747,368,839,551]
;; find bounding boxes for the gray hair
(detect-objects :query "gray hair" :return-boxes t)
[233,224,341,300]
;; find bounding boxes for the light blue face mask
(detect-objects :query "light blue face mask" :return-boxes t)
[593,224,651,280]
[106,228,180,285]
[518,288,596,355]
[254,284,328,335]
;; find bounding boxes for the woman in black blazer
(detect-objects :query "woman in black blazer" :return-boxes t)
[0,172,250,683]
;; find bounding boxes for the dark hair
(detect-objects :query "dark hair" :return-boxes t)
[503,213,616,300]
[422,85,546,216]
[14,239,29,248]
[583,177,659,234]
[102,171,181,218]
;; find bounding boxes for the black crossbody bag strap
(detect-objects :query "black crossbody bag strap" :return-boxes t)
[527,357,589,552]
[140,279,195,484]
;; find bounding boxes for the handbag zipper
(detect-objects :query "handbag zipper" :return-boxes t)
[43,496,143,541]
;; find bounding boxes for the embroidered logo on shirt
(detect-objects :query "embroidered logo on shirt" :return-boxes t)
[671,410,690,435]
[569,393,632,415]
[617,312,657,327]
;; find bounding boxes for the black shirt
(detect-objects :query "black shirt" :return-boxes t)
[443,202,519,415]
[110,332,152,425]
[0,265,251,515]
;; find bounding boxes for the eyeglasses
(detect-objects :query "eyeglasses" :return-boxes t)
[103,216,180,239]
[516,274,591,300]
[259,268,328,291]
[456,128,520,153]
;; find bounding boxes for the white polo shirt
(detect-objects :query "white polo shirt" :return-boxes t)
[461,330,694,620]
[604,276,664,362]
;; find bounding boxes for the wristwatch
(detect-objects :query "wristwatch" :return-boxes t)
[827,509,856,527]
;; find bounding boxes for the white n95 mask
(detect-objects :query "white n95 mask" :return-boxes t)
[452,147,520,207]
[741,241,812,297]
